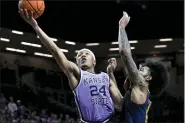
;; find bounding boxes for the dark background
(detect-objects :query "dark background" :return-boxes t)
[1,1,184,42]
[0,0,184,123]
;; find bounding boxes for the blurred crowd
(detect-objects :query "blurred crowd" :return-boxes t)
[0,92,183,123]
[0,65,183,123]
[0,93,78,123]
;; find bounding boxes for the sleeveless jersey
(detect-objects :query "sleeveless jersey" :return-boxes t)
[123,90,152,123]
[73,69,114,122]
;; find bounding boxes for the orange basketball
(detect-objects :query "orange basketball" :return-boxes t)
[18,0,45,19]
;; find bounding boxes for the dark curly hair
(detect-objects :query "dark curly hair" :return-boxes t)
[143,59,170,96]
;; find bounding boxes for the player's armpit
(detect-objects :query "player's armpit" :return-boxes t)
[109,79,124,110]
[130,86,147,105]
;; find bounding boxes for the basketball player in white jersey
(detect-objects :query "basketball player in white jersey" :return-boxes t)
[19,9,123,123]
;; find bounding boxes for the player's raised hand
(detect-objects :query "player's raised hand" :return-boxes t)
[119,11,130,28]
[19,8,38,28]
[107,58,117,73]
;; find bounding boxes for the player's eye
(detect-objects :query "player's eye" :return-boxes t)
[78,53,82,57]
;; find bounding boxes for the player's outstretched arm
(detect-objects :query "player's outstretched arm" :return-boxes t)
[19,9,79,89]
[118,12,146,88]
[107,58,123,111]
[118,12,147,104]
[110,80,123,111]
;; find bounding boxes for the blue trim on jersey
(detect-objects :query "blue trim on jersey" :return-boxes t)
[73,90,84,120]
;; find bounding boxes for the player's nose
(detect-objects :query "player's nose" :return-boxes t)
[82,53,87,57]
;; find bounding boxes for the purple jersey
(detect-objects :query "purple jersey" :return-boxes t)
[73,69,114,122]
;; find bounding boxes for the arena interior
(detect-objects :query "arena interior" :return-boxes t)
[0,1,184,123]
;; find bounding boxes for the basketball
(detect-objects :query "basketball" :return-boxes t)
[18,0,45,19]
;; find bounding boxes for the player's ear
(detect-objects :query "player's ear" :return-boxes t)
[76,57,79,66]
[145,76,152,81]
[93,59,96,66]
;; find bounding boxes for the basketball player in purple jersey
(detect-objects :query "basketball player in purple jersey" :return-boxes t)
[115,11,170,123]
[19,9,123,123]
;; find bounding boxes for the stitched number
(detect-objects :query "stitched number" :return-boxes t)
[90,85,106,96]
[99,85,106,96]
[90,86,98,96]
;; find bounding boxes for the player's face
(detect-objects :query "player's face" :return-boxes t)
[76,50,95,69]
[139,66,151,78]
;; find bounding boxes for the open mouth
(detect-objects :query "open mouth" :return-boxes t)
[81,57,87,63]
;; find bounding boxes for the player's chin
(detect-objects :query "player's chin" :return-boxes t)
[80,64,89,70]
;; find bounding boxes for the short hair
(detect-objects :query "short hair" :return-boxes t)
[76,48,96,63]
[76,48,96,64]
[143,59,170,96]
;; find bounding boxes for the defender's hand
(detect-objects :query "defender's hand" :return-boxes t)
[107,58,117,73]
[119,11,130,28]
[19,8,38,28]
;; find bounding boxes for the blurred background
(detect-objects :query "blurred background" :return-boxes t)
[0,0,184,123]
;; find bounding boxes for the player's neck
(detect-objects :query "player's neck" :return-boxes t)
[86,68,95,74]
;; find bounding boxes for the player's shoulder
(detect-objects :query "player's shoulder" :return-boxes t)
[100,71,109,77]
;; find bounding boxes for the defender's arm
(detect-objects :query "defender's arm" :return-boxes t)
[110,79,124,111]
[118,12,147,104]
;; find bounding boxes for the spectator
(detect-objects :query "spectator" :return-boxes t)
[64,114,70,123]
[8,97,17,117]
[70,118,75,123]
[17,100,28,117]
[51,113,59,123]
[40,109,48,122]
[0,93,6,114]
[58,113,64,123]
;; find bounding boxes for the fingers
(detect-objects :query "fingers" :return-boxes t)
[19,8,33,19]
[19,9,27,20]
[108,58,115,63]
[108,58,117,67]
[123,11,128,17]
[19,9,24,17]
[24,9,29,19]
[31,11,34,18]
[128,16,131,22]
[122,11,130,19]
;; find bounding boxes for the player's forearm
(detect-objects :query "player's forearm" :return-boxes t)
[118,26,137,83]
[118,26,131,54]
[33,25,59,54]
[108,72,117,87]
[118,26,145,86]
